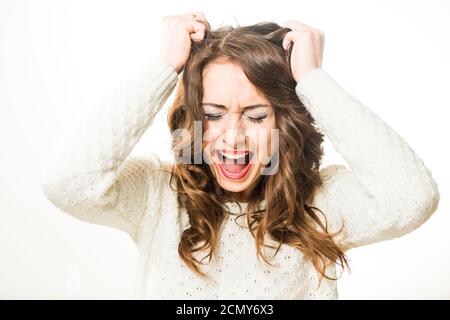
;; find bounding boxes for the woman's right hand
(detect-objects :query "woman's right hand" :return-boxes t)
[160,12,209,74]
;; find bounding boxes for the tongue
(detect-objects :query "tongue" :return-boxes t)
[223,163,247,174]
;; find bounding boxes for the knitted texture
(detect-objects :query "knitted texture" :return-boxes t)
[40,55,440,299]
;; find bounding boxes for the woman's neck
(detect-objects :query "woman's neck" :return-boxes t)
[224,189,254,203]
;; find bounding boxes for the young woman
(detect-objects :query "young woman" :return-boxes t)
[40,12,440,299]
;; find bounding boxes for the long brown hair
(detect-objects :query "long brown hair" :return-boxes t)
[166,21,350,286]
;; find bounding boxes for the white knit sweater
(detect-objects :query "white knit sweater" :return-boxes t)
[40,54,440,300]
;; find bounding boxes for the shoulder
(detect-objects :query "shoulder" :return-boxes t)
[318,164,349,189]
[123,154,175,195]
[310,164,351,221]
[127,153,174,175]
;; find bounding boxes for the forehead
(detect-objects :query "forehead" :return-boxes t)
[202,61,269,104]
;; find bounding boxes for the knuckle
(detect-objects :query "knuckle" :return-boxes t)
[301,30,315,38]
[173,18,185,27]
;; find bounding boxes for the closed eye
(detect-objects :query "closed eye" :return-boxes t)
[205,113,268,123]
[246,115,267,123]
[204,113,223,121]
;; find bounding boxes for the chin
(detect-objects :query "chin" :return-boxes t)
[218,175,259,193]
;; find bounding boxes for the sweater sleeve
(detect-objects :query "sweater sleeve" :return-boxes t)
[39,55,179,243]
[295,68,440,251]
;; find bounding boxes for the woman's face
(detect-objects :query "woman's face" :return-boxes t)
[201,60,277,202]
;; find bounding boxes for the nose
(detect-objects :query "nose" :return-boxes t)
[223,114,247,149]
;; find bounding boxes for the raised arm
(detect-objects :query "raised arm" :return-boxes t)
[296,69,440,251]
[39,55,179,242]
[280,19,440,251]
[41,13,208,241]
[40,12,210,243]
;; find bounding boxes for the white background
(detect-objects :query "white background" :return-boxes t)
[0,0,449,299]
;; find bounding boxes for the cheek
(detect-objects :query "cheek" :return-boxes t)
[202,124,224,164]
[246,128,274,161]
[265,117,277,156]
[203,123,223,145]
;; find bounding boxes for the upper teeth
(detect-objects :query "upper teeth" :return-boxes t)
[220,151,248,160]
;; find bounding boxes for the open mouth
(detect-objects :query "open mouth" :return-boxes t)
[215,149,255,179]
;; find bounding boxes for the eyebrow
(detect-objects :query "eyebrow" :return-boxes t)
[201,103,271,111]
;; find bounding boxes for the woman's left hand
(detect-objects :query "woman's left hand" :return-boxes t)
[280,20,325,83]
